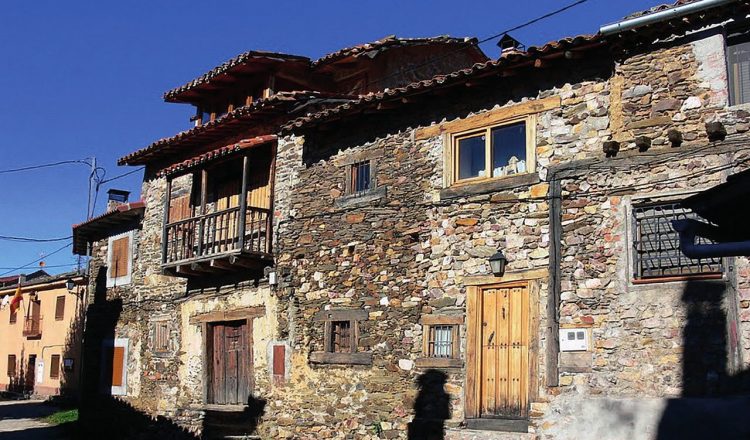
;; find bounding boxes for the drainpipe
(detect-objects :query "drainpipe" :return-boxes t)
[599,0,736,36]
[673,219,750,258]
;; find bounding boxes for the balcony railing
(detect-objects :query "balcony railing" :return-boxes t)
[163,205,272,268]
[23,316,42,338]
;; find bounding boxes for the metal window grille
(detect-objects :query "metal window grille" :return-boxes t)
[331,321,352,353]
[633,201,723,279]
[428,325,454,358]
[349,161,371,195]
[727,34,750,106]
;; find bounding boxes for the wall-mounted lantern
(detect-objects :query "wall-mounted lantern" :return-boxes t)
[65,279,76,292]
[489,251,508,277]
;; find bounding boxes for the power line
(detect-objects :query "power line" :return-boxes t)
[0,243,73,277]
[369,0,592,87]
[0,235,72,243]
[99,167,144,184]
[0,159,91,175]
[0,263,78,270]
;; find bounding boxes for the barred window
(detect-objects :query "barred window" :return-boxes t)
[727,32,750,106]
[633,201,723,280]
[427,325,456,358]
[330,321,352,353]
[348,161,372,195]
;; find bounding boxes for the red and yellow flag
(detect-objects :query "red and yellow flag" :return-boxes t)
[9,277,22,314]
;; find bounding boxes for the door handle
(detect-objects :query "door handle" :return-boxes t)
[488,331,495,346]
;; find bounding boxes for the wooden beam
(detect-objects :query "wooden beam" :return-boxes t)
[415,96,561,140]
[175,265,200,277]
[189,306,266,325]
[237,154,250,251]
[161,178,172,265]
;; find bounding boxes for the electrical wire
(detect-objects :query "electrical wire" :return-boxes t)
[0,235,72,243]
[0,159,91,175]
[0,263,78,270]
[368,0,592,87]
[0,243,73,277]
[99,167,144,185]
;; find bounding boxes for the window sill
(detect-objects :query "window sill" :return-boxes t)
[440,173,539,200]
[631,273,723,285]
[334,186,387,208]
[415,357,463,369]
[309,351,373,365]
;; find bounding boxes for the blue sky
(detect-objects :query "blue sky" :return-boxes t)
[0,0,664,275]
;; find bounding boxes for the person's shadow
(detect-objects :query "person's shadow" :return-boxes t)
[407,369,451,440]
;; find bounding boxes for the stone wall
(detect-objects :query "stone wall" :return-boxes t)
[268,25,750,440]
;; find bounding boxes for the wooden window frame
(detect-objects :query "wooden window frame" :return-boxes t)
[49,354,61,380]
[310,309,372,365]
[345,160,376,196]
[726,28,750,106]
[7,354,16,377]
[106,231,134,288]
[416,315,463,369]
[447,115,536,188]
[55,296,65,321]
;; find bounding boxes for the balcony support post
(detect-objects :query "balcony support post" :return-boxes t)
[198,169,208,257]
[266,141,277,255]
[161,177,172,265]
[238,154,250,251]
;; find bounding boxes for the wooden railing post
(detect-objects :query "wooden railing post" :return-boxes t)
[198,169,208,257]
[161,177,172,265]
[238,154,250,251]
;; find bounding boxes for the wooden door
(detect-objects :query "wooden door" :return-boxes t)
[474,283,530,418]
[210,321,252,405]
[25,355,36,392]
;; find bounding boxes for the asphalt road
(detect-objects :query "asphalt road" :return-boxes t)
[0,400,67,439]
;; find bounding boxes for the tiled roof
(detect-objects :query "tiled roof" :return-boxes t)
[163,51,310,102]
[72,201,146,255]
[624,0,696,19]
[283,34,602,132]
[158,135,277,177]
[312,35,482,67]
[0,270,84,294]
[118,91,353,166]
[0,270,49,287]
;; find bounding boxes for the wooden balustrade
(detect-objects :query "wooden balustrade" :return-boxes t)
[163,205,271,267]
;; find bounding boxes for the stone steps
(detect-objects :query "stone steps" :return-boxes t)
[446,428,537,440]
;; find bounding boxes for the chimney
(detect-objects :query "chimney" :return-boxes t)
[107,189,130,211]
[497,33,525,55]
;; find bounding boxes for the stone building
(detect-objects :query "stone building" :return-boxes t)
[270,1,750,439]
[75,38,487,438]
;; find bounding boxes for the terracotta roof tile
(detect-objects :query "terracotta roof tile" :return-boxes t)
[283,34,602,132]
[72,201,146,255]
[312,35,482,67]
[163,51,310,102]
[158,135,276,177]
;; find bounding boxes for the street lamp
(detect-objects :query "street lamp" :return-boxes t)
[65,279,76,292]
[489,251,508,277]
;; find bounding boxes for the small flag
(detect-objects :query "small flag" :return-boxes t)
[9,277,22,314]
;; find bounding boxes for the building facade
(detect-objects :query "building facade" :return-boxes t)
[76,1,750,439]
[0,271,86,397]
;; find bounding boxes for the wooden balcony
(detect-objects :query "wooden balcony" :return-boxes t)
[162,205,272,277]
[23,316,42,338]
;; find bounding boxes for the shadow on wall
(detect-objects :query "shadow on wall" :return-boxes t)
[656,280,750,439]
[408,369,451,440]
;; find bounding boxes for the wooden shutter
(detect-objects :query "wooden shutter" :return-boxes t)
[9,308,16,324]
[111,346,125,387]
[55,296,65,321]
[7,355,16,377]
[111,236,130,278]
[169,195,192,222]
[50,354,60,379]
[272,345,285,384]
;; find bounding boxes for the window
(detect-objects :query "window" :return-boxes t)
[107,231,133,287]
[453,120,532,184]
[50,354,60,379]
[310,309,372,365]
[55,296,65,321]
[417,315,462,368]
[349,161,372,195]
[102,338,128,396]
[727,31,750,106]
[153,321,170,354]
[9,308,16,324]
[7,355,16,377]
[633,201,723,281]
[330,321,352,353]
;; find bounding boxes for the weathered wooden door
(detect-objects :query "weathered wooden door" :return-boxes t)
[210,321,252,405]
[475,283,530,418]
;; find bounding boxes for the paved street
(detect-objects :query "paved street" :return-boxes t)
[0,400,67,439]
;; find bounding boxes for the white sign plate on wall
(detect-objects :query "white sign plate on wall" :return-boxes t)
[36,361,44,384]
[559,328,589,352]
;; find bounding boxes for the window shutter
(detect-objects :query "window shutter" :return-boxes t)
[55,296,65,321]
[111,236,130,279]
[111,346,125,387]
[9,309,16,324]
[7,355,16,377]
[169,195,191,222]
[50,355,60,379]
